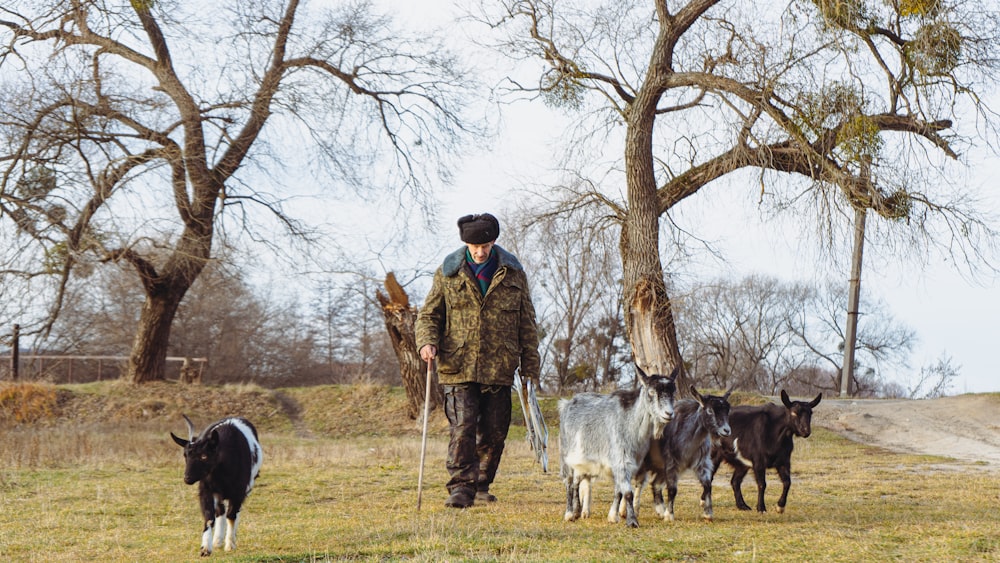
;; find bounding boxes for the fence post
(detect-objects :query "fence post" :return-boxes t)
[11,324,19,381]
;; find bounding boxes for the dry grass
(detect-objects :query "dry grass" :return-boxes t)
[0,383,58,424]
[0,383,998,562]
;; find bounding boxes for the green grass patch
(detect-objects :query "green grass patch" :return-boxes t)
[0,384,997,561]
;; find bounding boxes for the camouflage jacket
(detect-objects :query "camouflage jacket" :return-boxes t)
[415,245,541,386]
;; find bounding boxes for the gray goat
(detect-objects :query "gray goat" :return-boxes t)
[558,365,678,528]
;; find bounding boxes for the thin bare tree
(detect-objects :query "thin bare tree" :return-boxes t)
[788,278,916,397]
[503,202,626,391]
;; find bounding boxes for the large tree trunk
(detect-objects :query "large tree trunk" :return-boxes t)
[377,273,443,419]
[124,208,214,384]
[128,293,184,383]
[621,85,689,395]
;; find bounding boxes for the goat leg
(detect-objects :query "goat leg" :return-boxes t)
[775,464,792,514]
[699,478,713,522]
[753,464,768,513]
[622,490,639,528]
[730,464,753,511]
[564,477,579,521]
[607,491,622,523]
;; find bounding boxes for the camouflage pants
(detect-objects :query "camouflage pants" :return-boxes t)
[442,383,512,494]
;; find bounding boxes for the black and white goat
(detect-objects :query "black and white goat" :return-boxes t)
[558,365,678,528]
[171,414,263,556]
[626,386,732,522]
[710,390,821,513]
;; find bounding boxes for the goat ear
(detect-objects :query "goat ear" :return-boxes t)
[809,393,823,408]
[208,429,220,447]
[170,432,188,448]
[635,364,651,386]
[722,387,733,401]
[780,389,792,408]
[689,384,704,404]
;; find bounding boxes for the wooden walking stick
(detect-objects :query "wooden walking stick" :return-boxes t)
[416,358,433,511]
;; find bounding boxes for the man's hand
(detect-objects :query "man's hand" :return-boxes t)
[419,344,437,363]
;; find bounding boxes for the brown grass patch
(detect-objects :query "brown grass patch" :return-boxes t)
[0,382,58,424]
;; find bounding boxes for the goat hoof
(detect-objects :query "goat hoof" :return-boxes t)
[564,511,576,522]
[626,518,639,528]
[776,506,785,514]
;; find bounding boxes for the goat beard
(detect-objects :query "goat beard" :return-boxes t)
[652,419,668,440]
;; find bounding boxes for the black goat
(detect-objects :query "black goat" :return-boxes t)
[711,390,821,513]
[171,414,263,556]
[619,386,732,522]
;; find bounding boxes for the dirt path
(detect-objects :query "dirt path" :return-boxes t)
[815,394,1000,470]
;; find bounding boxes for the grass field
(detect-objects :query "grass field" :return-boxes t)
[0,381,997,562]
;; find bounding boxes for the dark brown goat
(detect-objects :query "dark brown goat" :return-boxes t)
[710,390,821,513]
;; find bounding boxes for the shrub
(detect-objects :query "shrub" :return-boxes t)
[0,382,59,424]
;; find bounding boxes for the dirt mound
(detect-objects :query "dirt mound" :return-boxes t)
[48,380,291,432]
[816,394,1000,469]
[0,380,445,438]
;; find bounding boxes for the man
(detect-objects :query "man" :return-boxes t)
[415,212,541,509]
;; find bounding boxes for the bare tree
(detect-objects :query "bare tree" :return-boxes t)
[47,251,319,383]
[903,353,958,399]
[677,275,812,393]
[0,0,480,383]
[503,202,626,391]
[675,274,917,396]
[788,278,916,396]
[312,279,358,384]
[476,0,1000,395]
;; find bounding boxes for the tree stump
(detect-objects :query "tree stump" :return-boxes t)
[377,272,443,419]
[179,357,202,385]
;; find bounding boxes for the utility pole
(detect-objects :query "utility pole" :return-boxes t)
[11,324,19,381]
[841,158,870,398]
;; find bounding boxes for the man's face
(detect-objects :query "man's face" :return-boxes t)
[465,241,494,264]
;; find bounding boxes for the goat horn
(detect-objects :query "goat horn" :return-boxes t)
[182,414,196,441]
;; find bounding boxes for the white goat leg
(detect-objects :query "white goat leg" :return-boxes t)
[213,514,226,548]
[225,514,238,551]
[201,520,214,556]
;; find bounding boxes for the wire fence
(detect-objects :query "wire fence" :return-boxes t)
[0,355,207,384]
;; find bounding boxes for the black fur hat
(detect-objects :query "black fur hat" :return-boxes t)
[457,213,500,244]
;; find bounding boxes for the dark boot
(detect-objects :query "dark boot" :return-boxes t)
[445,487,475,509]
[475,490,497,503]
